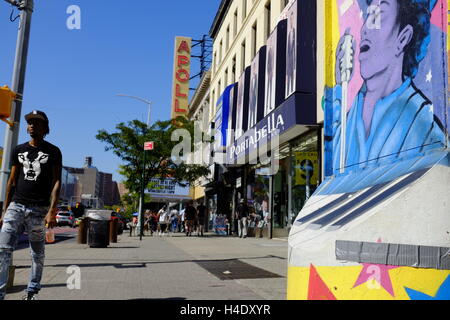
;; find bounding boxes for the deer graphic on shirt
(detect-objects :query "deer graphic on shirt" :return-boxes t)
[18,151,49,181]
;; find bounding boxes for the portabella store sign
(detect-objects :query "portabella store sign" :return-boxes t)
[226,99,300,165]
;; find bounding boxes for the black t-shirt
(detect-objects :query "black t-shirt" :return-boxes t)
[11,141,62,206]
[237,203,249,218]
[185,206,197,220]
[197,204,206,219]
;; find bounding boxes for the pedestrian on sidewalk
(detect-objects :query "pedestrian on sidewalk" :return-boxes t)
[169,207,179,235]
[184,201,197,236]
[149,210,158,235]
[179,207,186,233]
[158,206,169,236]
[0,111,62,300]
[236,199,249,238]
[196,202,206,237]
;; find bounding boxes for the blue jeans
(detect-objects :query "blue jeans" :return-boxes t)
[0,202,47,300]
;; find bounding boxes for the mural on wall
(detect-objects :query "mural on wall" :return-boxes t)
[288,264,450,300]
[325,0,449,174]
[287,0,450,301]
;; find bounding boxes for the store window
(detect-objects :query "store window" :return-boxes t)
[290,130,320,225]
[272,143,290,229]
[246,166,271,235]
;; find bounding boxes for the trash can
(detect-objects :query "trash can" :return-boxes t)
[86,210,111,248]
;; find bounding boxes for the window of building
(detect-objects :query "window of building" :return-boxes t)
[211,89,216,116]
[242,0,247,22]
[241,40,246,73]
[265,0,271,40]
[232,55,236,83]
[224,68,229,87]
[226,26,230,51]
[251,22,257,59]
[219,40,223,64]
[218,80,222,98]
[281,0,289,10]
[233,9,238,37]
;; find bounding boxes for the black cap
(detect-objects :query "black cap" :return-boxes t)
[25,110,49,123]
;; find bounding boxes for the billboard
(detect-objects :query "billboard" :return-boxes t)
[227,83,238,145]
[147,178,190,200]
[248,46,266,129]
[235,67,251,140]
[285,0,317,99]
[214,84,235,150]
[171,36,192,119]
[265,19,287,116]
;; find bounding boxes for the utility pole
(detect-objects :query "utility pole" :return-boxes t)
[0,0,34,202]
[115,94,152,240]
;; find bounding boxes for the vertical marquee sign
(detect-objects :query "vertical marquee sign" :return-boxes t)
[171,36,192,119]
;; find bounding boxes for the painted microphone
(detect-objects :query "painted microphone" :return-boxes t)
[339,33,354,174]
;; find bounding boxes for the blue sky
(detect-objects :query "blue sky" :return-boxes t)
[0,0,220,182]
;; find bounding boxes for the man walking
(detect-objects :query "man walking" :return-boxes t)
[184,201,197,237]
[0,110,62,300]
[236,199,249,238]
[196,202,206,237]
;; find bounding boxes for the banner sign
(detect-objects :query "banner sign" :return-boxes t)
[248,46,266,129]
[265,19,287,117]
[285,0,316,99]
[227,92,316,163]
[147,178,190,199]
[214,84,235,150]
[235,67,251,140]
[171,36,192,119]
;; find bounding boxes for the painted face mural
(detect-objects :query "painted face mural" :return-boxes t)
[359,0,403,80]
[327,0,448,174]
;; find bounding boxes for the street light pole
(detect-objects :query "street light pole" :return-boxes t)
[0,0,34,203]
[115,94,152,240]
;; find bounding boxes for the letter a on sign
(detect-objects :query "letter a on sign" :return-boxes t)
[144,142,154,151]
[178,41,190,54]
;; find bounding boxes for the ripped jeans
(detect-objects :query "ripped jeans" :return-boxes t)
[0,202,47,300]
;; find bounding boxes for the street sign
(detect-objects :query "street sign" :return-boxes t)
[144,141,154,151]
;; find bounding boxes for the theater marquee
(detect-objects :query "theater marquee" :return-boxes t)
[171,36,192,119]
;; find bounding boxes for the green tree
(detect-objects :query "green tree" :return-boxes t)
[96,117,210,198]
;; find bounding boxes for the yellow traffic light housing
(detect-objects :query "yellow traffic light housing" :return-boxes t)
[0,85,16,127]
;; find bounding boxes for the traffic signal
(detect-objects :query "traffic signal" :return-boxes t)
[0,85,16,127]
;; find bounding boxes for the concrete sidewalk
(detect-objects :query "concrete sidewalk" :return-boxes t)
[5,230,288,300]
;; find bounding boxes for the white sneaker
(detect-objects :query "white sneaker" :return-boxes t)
[22,292,38,300]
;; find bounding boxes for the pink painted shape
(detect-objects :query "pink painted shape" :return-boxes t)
[337,0,364,112]
[353,263,399,297]
[430,0,447,32]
